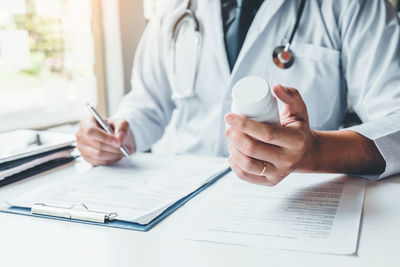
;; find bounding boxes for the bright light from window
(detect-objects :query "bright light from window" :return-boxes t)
[0,0,97,132]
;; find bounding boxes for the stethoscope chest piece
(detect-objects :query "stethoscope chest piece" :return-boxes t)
[272,0,307,69]
[272,45,294,69]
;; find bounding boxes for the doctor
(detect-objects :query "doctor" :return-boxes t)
[76,0,400,186]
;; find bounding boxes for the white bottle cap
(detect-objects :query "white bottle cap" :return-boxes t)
[232,76,272,117]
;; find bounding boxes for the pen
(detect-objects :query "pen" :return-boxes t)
[86,103,132,159]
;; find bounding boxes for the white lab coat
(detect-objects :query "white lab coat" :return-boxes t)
[114,0,400,180]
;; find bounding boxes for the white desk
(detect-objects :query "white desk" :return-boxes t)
[1,161,399,267]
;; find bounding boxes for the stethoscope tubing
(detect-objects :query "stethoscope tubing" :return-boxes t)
[171,0,201,99]
[272,0,307,69]
[171,0,307,99]
[287,0,307,48]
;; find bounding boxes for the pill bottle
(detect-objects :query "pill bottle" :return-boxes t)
[231,76,280,125]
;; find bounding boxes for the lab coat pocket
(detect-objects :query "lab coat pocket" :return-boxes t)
[270,42,342,130]
[290,42,340,66]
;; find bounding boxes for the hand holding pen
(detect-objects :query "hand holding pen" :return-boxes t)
[75,104,135,166]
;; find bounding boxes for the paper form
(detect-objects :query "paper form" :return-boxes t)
[7,154,229,225]
[0,149,73,180]
[152,172,366,255]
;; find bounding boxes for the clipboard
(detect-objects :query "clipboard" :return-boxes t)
[1,168,231,231]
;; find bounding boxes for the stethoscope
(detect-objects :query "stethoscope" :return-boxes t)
[272,0,306,69]
[171,0,306,99]
[171,0,201,99]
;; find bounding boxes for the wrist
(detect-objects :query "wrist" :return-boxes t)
[299,130,322,172]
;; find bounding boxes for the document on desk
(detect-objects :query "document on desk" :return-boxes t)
[153,172,366,255]
[5,154,229,225]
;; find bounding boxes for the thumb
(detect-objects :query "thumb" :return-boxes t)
[112,120,130,144]
[273,84,308,122]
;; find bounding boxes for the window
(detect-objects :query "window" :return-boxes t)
[0,0,100,132]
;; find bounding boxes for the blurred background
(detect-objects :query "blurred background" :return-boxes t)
[0,0,152,132]
[0,0,399,133]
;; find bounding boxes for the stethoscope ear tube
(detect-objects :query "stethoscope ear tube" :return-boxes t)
[170,3,202,100]
[172,9,200,39]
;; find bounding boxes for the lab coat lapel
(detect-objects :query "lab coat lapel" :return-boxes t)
[202,0,231,80]
[230,0,285,79]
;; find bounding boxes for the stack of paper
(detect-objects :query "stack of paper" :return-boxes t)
[1,154,366,254]
[152,172,366,255]
[0,130,76,186]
